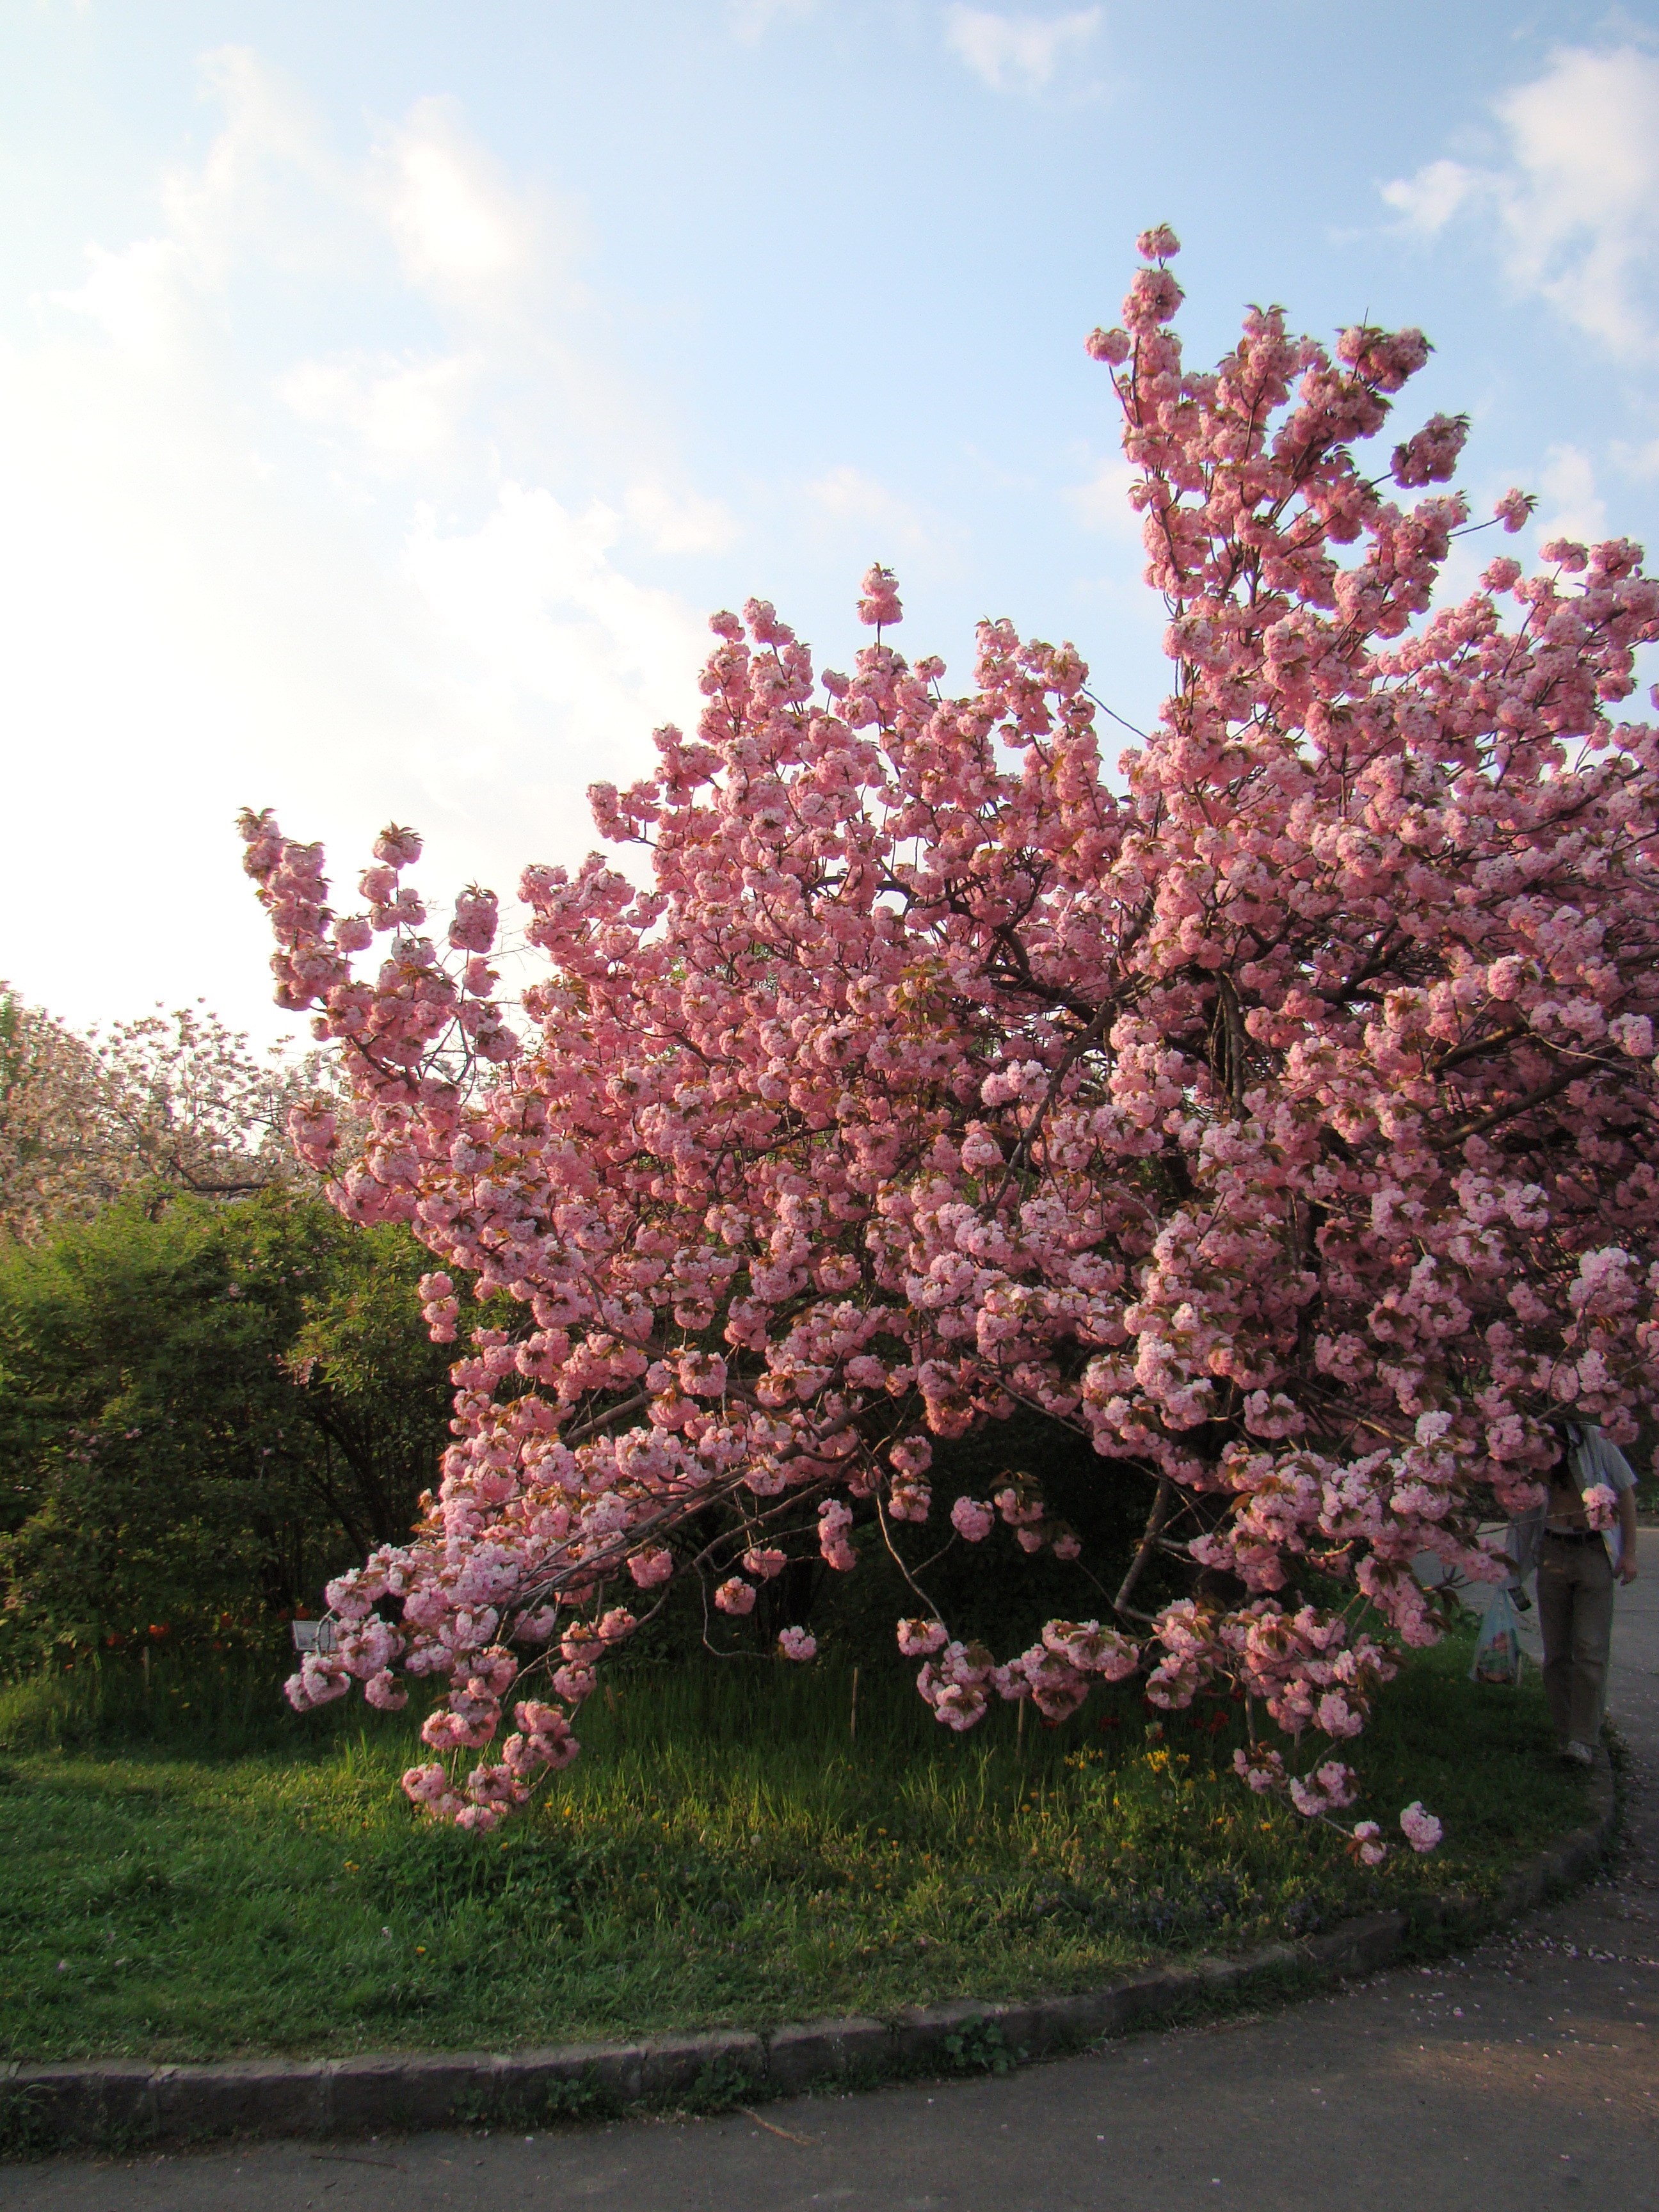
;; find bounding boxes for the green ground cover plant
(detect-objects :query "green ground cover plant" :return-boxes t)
[0,1625,1589,2067]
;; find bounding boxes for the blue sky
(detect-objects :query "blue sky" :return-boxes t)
[5,0,1659,1042]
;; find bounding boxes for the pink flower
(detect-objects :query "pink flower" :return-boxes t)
[373,823,422,868]
[1581,1482,1618,1532]
[897,1617,948,1656]
[856,564,902,628]
[959,1125,1002,1172]
[1123,264,1182,329]
[889,1434,933,1478]
[1400,1802,1443,1854]
[292,1654,349,1709]
[1351,1820,1387,1867]
[1391,413,1468,490]
[509,1701,580,1773]
[715,1576,757,1616]
[931,1680,988,1730]
[448,886,498,955]
[818,1498,857,1570]
[678,1350,727,1398]
[1042,1619,1138,1677]
[950,1497,994,1543]
[1608,1014,1653,1057]
[1288,1761,1358,1818]
[1316,1690,1363,1740]
[1085,326,1132,365]
[401,1764,465,1822]
[777,1627,817,1662]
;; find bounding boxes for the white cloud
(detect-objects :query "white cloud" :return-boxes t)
[1534,443,1608,545]
[1064,456,1141,541]
[1379,156,1480,237]
[1610,433,1659,480]
[51,237,198,366]
[403,486,709,740]
[622,479,739,554]
[1382,44,1659,357]
[727,0,817,42]
[806,463,927,550]
[0,49,721,1041]
[944,6,1102,95]
[278,351,481,469]
[368,97,538,313]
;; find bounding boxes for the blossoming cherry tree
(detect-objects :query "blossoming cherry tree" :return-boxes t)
[242,230,1659,1849]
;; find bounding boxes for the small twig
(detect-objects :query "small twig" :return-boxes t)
[1082,686,1150,742]
[1441,1064,1580,1146]
[558,1390,650,1449]
[737,2106,819,2145]
[1114,1475,1176,1617]
[986,998,1114,1215]
[871,1487,945,1617]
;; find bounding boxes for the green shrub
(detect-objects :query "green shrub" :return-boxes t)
[0,1190,455,1663]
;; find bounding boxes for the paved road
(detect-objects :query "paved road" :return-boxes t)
[8,1569,1656,2212]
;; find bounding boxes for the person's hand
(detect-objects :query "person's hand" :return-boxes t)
[1617,1553,1639,1585]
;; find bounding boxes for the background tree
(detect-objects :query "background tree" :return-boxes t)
[0,1188,454,1664]
[241,232,1659,1848]
[0,986,339,1244]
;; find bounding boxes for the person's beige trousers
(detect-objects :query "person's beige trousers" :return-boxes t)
[1537,1532,1615,1746]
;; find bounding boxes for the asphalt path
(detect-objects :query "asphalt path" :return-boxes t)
[8,1566,1656,2212]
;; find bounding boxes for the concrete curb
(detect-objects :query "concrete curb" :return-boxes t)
[1,1767,1616,2154]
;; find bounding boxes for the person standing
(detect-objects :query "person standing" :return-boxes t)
[1512,1420,1641,1765]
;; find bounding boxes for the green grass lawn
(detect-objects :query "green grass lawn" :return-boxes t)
[0,1632,1591,2065]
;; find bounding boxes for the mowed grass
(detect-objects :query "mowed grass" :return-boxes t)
[0,1631,1591,2064]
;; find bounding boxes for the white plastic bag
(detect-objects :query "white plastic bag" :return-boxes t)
[1470,1586,1525,1687]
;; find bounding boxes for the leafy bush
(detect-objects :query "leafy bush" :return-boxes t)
[0,1190,454,1662]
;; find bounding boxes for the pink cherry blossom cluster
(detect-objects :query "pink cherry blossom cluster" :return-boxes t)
[243,231,1659,1851]
[1399,1801,1444,1854]
[1580,1482,1619,1532]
